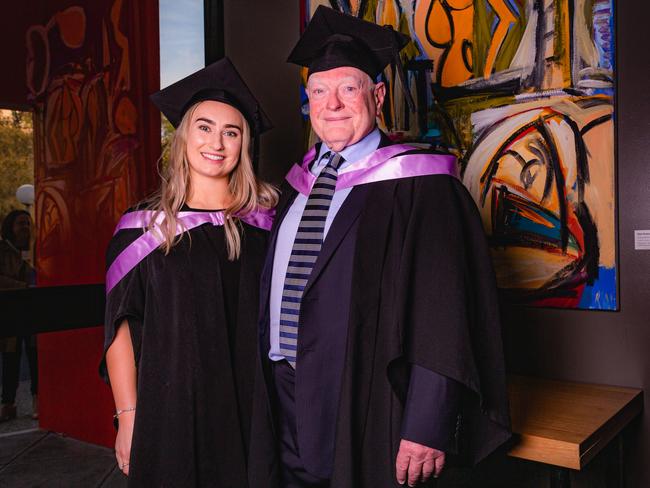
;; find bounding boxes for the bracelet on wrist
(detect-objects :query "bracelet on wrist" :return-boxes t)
[113,406,136,419]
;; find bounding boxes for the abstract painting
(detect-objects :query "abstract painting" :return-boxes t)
[302,0,616,310]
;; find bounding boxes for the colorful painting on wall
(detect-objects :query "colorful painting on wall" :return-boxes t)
[301,0,616,310]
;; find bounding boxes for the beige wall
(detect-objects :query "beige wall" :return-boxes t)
[223,0,304,184]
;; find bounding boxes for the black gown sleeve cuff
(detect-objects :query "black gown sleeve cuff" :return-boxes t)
[400,364,461,452]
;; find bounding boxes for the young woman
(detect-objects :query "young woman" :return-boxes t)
[101,58,277,487]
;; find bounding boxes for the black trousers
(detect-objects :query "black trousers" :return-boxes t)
[272,360,330,488]
[2,335,38,404]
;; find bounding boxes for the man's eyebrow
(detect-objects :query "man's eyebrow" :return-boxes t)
[308,77,363,86]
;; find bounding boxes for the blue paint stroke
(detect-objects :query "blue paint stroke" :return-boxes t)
[579,266,617,310]
[592,0,615,71]
[300,85,309,120]
[505,0,520,17]
[489,1,519,48]
[491,14,499,37]
[503,198,580,251]
[591,88,614,97]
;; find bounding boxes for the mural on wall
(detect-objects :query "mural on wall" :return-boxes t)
[26,1,159,286]
[20,0,160,447]
[302,0,616,310]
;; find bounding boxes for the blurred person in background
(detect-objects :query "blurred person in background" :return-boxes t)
[0,209,37,422]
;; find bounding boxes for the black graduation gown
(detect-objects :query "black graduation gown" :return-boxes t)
[249,152,511,488]
[101,209,268,488]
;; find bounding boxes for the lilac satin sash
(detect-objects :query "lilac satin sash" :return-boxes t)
[106,208,274,295]
[285,144,458,196]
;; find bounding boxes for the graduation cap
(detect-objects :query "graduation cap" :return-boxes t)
[150,57,272,134]
[287,5,415,110]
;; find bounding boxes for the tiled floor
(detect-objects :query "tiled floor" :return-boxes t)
[0,358,38,436]
[0,377,125,487]
[0,382,37,437]
[0,429,126,488]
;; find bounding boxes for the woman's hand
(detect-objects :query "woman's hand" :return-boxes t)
[115,411,135,475]
[106,320,138,477]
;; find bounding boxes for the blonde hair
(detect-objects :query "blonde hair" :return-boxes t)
[146,101,278,259]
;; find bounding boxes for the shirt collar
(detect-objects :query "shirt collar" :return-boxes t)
[314,127,381,173]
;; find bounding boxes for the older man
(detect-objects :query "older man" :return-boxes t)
[249,7,510,488]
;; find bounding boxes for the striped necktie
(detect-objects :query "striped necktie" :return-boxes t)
[279,151,344,367]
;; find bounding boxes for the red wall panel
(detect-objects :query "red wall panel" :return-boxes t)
[10,0,161,447]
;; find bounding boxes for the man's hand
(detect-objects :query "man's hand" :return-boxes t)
[395,439,445,486]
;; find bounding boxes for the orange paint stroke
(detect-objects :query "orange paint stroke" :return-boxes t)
[517,206,555,228]
[111,0,130,90]
[544,246,579,258]
[488,178,545,205]
[115,96,137,135]
[377,0,399,28]
[415,0,473,86]
[484,0,517,78]
[55,7,86,49]
[427,0,452,46]
[501,125,537,153]
[440,3,474,86]
[349,0,361,16]
[447,0,473,8]
[566,212,585,255]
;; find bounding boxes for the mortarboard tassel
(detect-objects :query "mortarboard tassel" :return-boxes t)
[252,105,261,173]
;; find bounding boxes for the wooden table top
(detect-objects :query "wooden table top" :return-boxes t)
[507,375,643,470]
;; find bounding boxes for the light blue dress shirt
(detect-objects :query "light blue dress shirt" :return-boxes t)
[269,128,381,361]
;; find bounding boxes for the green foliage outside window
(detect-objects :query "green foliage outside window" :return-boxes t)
[0,111,34,222]
[160,115,174,172]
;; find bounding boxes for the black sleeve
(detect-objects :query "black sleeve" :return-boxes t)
[396,175,511,464]
[98,228,147,384]
[400,365,461,452]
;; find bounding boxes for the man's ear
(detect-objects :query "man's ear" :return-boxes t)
[374,82,386,112]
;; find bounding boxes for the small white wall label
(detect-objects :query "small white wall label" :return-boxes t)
[634,230,650,250]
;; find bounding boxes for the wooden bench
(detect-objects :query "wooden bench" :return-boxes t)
[507,375,643,487]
